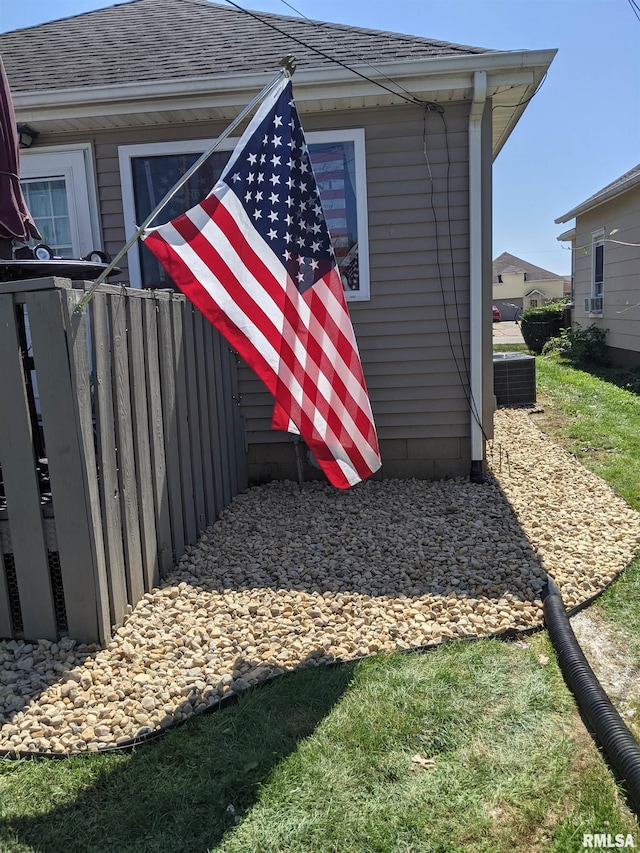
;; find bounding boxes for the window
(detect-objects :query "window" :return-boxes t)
[130,147,230,292]
[21,179,73,257]
[119,129,370,300]
[19,145,101,257]
[592,230,604,298]
[589,229,604,313]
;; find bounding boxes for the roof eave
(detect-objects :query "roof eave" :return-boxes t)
[557,227,575,242]
[555,172,640,224]
[13,47,556,157]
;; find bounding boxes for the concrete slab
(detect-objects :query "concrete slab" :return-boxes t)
[492,320,525,345]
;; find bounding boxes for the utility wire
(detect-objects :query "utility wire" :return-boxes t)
[628,0,640,23]
[422,109,488,440]
[274,0,438,109]
[223,0,426,106]
[560,237,640,252]
[492,72,547,109]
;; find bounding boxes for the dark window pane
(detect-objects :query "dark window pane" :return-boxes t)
[595,243,604,283]
[132,151,231,288]
[132,141,361,294]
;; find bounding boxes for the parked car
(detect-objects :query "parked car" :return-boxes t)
[492,305,501,322]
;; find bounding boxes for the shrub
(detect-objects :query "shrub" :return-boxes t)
[541,329,572,359]
[542,323,610,367]
[520,302,565,355]
[567,323,610,366]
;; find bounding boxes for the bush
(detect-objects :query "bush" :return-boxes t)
[542,323,610,367]
[520,302,565,355]
[541,329,572,359]
[567,323,610,366]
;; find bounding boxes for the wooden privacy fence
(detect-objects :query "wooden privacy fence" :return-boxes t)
[0,277,247,645]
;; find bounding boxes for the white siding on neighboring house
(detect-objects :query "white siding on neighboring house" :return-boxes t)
[571,187,640,361]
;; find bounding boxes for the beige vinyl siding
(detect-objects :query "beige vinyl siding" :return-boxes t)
[37,98,479,476]
[572,186,640,358]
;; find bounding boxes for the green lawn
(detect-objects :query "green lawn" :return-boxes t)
[1,637,636,853]
[2,355,640,852]
[535,357,640,511]
[535,355,640,673]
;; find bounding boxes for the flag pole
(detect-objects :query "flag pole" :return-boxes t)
[74,56,296,314]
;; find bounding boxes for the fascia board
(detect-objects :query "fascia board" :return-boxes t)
[555,173,640,223]
[557,228,575,242]
[13,48,556,116]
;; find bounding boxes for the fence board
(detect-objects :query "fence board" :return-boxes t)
[0,297,56,640]
[91,293,128,628]
[222,338,241,498]
[109,292,144,605]
[143,297,173,575]
[2,276,72,295]
[127,296,159,592]
[183,303,206,534]
[157,295,184,562]
[172,298,197,545]
[26,289,104,642]
[63,290,111,643]
[193,313,216,525]
[203,321,225,517]
[203,323,225,519]
[212,331,233,507]
[0,549,12,638]
[227,347,248,492]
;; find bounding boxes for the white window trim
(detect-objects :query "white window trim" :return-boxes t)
[589,227,605,316]
[20,143,102,256]
[118,129,370,300]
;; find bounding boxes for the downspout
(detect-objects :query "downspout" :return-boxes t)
[468,71,488,483]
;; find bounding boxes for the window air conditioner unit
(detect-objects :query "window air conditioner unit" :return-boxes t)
[584,297,603,313]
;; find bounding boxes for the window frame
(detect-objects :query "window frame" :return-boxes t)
[19,143,101,257]
[592,228,605,301]
[118,128,370,300]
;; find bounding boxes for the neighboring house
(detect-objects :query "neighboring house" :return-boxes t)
[1,0,555,483]
[556,164,640,367]
[492,252,567,320]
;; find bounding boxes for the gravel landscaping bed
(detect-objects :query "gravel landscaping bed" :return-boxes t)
[1,408,640,755]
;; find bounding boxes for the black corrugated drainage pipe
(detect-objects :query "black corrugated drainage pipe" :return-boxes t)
[543,575,640,816]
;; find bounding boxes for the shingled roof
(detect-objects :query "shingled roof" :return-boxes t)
[493,252,562,284]
[555,163,640,224]
[1,0,491,93]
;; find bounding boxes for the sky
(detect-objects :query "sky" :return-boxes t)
[1,0,639,275]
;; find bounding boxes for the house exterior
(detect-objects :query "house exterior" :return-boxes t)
[492,252,568,321]
[556,164,640,367]
[1,0,555,484]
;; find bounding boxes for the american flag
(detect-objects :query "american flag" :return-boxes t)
[142,77,381,488]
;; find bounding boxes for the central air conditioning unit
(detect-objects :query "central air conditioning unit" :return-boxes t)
[584,297,604,313]
[493,353,536,407]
